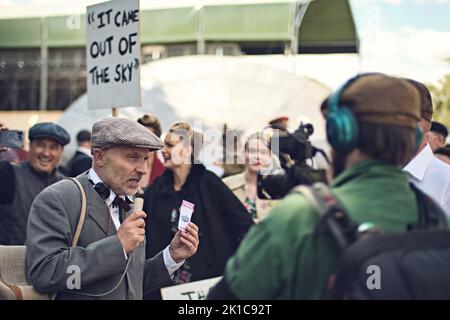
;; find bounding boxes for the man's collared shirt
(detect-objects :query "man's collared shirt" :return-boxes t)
[404,144,450,215]
[88,169,183,276]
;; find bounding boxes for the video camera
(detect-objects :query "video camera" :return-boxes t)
[257,123,329,200]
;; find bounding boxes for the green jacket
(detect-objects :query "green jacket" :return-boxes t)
[225,160,422,299]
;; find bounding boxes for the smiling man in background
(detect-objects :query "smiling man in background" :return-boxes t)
[0,122,70,245]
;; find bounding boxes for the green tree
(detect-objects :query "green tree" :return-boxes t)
[428,73,450,128]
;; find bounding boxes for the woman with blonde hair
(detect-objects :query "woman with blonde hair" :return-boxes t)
[223,132,279,221]
[143,122,253,298]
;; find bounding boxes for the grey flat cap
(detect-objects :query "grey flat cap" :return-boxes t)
[91,117,163,150]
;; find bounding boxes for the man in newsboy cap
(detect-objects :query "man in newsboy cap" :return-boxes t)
[0,122,70,245]
[26,117,199,299]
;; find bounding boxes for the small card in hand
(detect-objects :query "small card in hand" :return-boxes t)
[178,200,194,231]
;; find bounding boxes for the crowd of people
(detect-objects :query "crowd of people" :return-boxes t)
[0,73,449,300]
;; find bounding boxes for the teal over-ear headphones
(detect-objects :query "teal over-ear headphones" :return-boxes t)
[326,74,367,153]
[327,73,423,153]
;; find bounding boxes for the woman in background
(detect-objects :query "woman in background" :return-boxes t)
[223,132,279,222]
[143,122,253,298]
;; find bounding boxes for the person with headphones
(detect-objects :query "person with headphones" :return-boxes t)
[207,74,432,299]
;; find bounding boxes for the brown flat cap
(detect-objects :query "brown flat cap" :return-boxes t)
[341,74,421,129]
[403,79,433,121]
[91,117,163,151]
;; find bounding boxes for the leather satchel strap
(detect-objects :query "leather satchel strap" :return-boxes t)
[67,178,87,247]
[48,178,86,300]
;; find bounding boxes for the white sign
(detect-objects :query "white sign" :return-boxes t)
[86,0,141,110]
[160,277,222,300]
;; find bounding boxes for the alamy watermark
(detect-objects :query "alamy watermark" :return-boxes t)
[366,264,381,290]
[66,265,81,290]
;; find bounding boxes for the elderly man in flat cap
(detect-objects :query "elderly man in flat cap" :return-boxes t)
[403,79,450,215]
[0,122,70,245]
[26,117,199,300]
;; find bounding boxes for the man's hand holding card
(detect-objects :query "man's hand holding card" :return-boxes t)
[169,201,199,263]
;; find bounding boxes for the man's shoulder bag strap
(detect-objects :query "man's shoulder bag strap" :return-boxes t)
[68,177,87,246]
[48,178,87,299]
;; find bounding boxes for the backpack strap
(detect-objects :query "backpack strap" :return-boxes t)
[289,183,359,252]
[408,183,448,231]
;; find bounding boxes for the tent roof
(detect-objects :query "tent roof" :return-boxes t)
[0,0,358,53]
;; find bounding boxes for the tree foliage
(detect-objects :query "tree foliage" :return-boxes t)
[428,73,450,128]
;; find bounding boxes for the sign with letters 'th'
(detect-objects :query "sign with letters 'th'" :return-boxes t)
[160,277,223,300]
[86,0,141,110]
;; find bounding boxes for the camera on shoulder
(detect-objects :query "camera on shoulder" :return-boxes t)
[257,122,328,200]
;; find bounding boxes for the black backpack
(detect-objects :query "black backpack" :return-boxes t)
[291,182,450,300]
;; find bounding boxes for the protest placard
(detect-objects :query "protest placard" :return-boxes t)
[86,0,141,110]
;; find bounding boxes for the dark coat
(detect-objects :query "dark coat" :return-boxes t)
[143,164,254,290]
[68,151,92,177]
[0,161,64,245]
